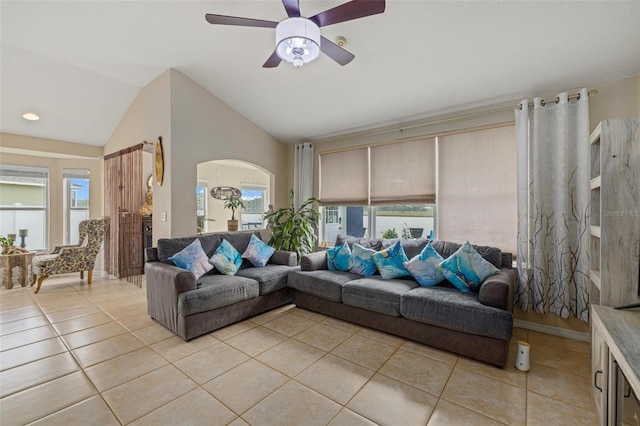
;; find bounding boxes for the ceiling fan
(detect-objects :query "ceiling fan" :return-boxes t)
[205,0,385,68]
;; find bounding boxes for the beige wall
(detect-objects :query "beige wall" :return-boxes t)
[0,133,103,250]
[197,161,271,233]
[105,69,289,242]
[104,70,171,243]
[167,69,288,239]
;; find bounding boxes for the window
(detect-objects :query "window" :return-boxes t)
[196,180,208,233]
[63,169,90,244]
[318,125,516,252]
[241,185,266,229]
[375,205,435,239]
[0,164,49,251]
[438,126,516,253]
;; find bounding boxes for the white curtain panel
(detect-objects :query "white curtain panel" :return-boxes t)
[293,143,314,208]
[515,88,590,321]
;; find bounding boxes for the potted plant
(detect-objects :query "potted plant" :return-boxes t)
[265,190,320,262]
[223,195,245,231]
[196,215,215,235]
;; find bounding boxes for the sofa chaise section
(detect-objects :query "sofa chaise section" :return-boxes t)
[145,231,296,341]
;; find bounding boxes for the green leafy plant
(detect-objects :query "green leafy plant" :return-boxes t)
[196,215,215,234]
[401,223,413,239]
[382,228,398,239]
[265,190,320,262]
[223,195,246,220]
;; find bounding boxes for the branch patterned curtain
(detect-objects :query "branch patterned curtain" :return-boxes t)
[104,144,144,287]
[515,88,590,321]
[293,143,314,208]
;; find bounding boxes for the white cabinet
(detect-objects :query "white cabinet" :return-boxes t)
[591,318,609,425]
[591,305,640,426]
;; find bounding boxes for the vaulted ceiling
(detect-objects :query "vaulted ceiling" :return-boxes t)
[1,1,639,146]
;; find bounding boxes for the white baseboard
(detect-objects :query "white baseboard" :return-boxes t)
[513,319,590,342]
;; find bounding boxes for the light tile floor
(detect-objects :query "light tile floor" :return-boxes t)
[0,275,598,425]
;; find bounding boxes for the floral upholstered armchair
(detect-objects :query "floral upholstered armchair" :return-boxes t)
[31,217,109,293]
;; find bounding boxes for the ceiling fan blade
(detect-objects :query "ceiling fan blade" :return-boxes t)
[309,0,385,27]
[205,14,278,28]
[282,0,301,17]
[320,36,355,66]
[263,50,282,68]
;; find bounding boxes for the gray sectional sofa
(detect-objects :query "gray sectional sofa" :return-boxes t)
[144,231,296,341]
[287,235,516,367]
[145,231,515,367]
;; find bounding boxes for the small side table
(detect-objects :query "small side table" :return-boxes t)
[0,252,35,289]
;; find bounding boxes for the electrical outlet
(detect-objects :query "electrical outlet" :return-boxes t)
[161,212,167,222]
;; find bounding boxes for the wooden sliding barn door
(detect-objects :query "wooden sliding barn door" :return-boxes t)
[104,144,144,286]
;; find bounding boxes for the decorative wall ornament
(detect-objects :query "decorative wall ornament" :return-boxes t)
[155,136,164,186]
[210,186,241,200]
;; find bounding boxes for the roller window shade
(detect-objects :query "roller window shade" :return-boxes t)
[370,138,436,205]
[319,148,369,205]
[437,125,517,254]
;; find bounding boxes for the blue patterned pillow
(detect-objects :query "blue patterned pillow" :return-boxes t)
[168,238,213,279]
[372,241,410,280]
[403,243,445,286]
[437,241,500,292]
[241,234,275,267]
[350,243,377,277]
[209,239,243,276]
[326,242,352,272]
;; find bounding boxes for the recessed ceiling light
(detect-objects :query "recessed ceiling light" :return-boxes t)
[22,112,40,121]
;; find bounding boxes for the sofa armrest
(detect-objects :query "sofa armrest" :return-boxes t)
[145,261,196,336]
[300,251,328,271]
[145,261,197,295]
[269,250,297,267]
[478,268,516,312]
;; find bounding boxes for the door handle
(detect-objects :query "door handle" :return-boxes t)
[594,370,603,392]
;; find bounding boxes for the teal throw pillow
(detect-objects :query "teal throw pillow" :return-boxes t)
[403,242,446,286]
[326,242,352,272]
[372,241,411,280]
[437,241,500,292]
[168,238,213,279]
[242,234,275,267]
[350,243,378,277]
[209,239,243,276]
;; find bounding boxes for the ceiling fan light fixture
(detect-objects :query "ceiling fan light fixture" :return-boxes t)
[275,18,320,68]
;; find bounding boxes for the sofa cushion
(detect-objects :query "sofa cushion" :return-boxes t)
[178,275,259,316]
[342,276,419,316]
[431,240,502,269]
[437,242,500,292]
[157,234,221,263]
[242,234,275,267]
[350,243,378,277]
[167,238,214,279]
[236,264,292,295]
[335,234,383,251]
[381,238,432,259]
[209,239,243,276]
[327,242,352,272]
[287,270,360,302]
[400,286,513,340]
[403,243,445,287]
[372,241,411,280]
